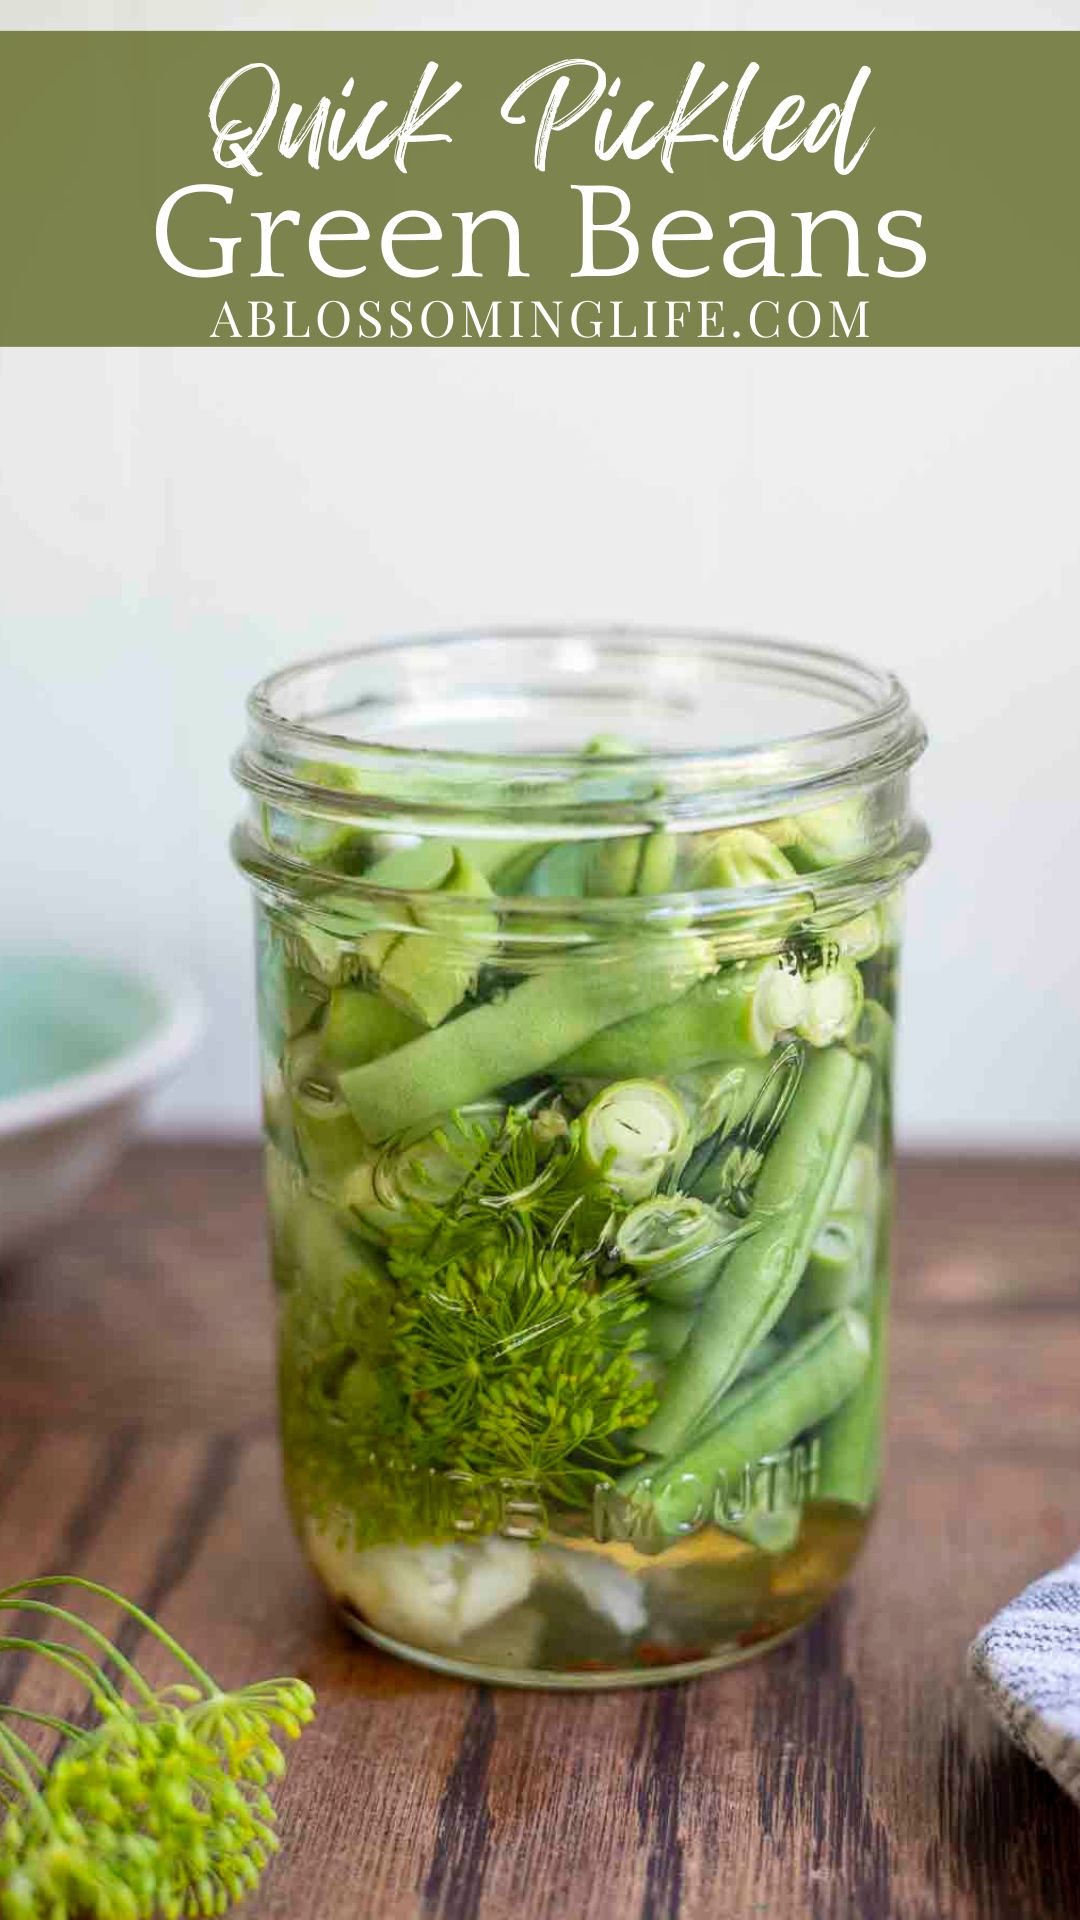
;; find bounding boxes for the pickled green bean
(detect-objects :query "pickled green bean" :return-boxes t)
[635,1047,871,1455]
[579,1082,691,1201]
[815,1181,892,1508]
[586,835,642,897]
[259,930,326,1045]
[285,1034,369,1188]
[692,828,798,891]
[852,999,895,1137]
[853,999,894,1075]
[273,1164,389,1304]
[339,935,711,1141]
[552,958,807,1079]
[681,1044,804,1206]
[615,1195,746,1305]
[835,910,882,962]
[321,987,423,1070]
[623,1309,870,1537]
[588,827,677,898]
[363,841,458,894]
[675,1058,775,1146]
[636,830,678,895]
[644,1299,696,1363]
[775,797,866,871]
[796,959,864,1047]
[377,849,498,1027]
[780,1212,872,1333]
[782,1138,880,1329]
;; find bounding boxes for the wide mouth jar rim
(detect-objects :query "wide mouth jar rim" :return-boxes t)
[240,628,925,830]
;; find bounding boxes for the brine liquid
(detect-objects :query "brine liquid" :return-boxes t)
[307,1499,872,1687]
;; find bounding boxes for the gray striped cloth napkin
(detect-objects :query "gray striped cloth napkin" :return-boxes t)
[968,1547,1080,1805]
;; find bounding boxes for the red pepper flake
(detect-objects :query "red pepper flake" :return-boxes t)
[735,1617,785,1648]
[634,1642,710,1667]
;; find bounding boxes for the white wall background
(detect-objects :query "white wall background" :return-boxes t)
[2,0,1078,1149]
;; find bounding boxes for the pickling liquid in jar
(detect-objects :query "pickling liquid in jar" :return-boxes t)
[234,630,926,1686]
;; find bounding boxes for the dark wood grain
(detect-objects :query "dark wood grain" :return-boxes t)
[1,1145,1079,1920]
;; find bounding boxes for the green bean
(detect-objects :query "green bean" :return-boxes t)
[363,840,458,893]
[588,827,678,898]
[294,837,533,970]
[525,841,594,897]
[376,849,498,1027]
[269,758,368,871]
[852,999,894,1139]
[796,957,864,1048]
[552,957,807,1079]
[733,1333,786,1381]
[636,830,678,895]
[834,1141,879,1214]
[675,1058,775,1145]
[779,1140,879,1333]
[815,1181,893,1508]
[356,844,492,977]
[486,842,557,893]
[835,910,882,962]
[332,844,441,976]
[534,738,661,898]
[342,1105,505,1241]
[559,1059,773,1148]
[547,732,673,898]
[775,797,866,871]
[258,926,327,1046]
[586,835,642,897]
[272,1159,389,1304]
[635,1047,871,1455]
[788,1135,880,1324]
[691,828,798,891]
[853,999,894,1075]
[780,1212,873,1333]
[681,1044,804,1210]
[615,1195,747,1304]
[644,1300,696,1363]
[356,837,553,923]
[285,1034,369,1188]
[623,1309,870,1538]
[292,887,397,980]
[806,1212,871,1304]
[320,987,423,1070]
[579,1082,691,1201]
[339,934,711,1142]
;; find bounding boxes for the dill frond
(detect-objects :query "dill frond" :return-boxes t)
[0,1578,313,1920]
[389,1238,656,1506]
[278,1101,655,1540]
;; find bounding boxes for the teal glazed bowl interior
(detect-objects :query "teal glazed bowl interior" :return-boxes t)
[0,953,201,1257]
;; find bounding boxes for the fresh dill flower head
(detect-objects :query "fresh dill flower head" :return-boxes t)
[277,1099,659,1541]
[0,1579,314,1920]
[390,1235,657,1504]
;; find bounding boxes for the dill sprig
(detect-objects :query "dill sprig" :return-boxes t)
[0,1577,314,1920]
[278,1102,655,1540]
[390,1239,656,1504]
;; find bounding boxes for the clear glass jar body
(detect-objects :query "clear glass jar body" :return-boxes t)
[234,631,926,1688]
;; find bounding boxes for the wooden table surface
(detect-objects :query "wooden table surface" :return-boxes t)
[1,1145,1079,1920]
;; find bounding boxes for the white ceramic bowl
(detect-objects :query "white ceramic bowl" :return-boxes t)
[0,954,202,1259]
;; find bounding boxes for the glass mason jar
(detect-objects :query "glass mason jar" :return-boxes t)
[233,630,927,1688]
